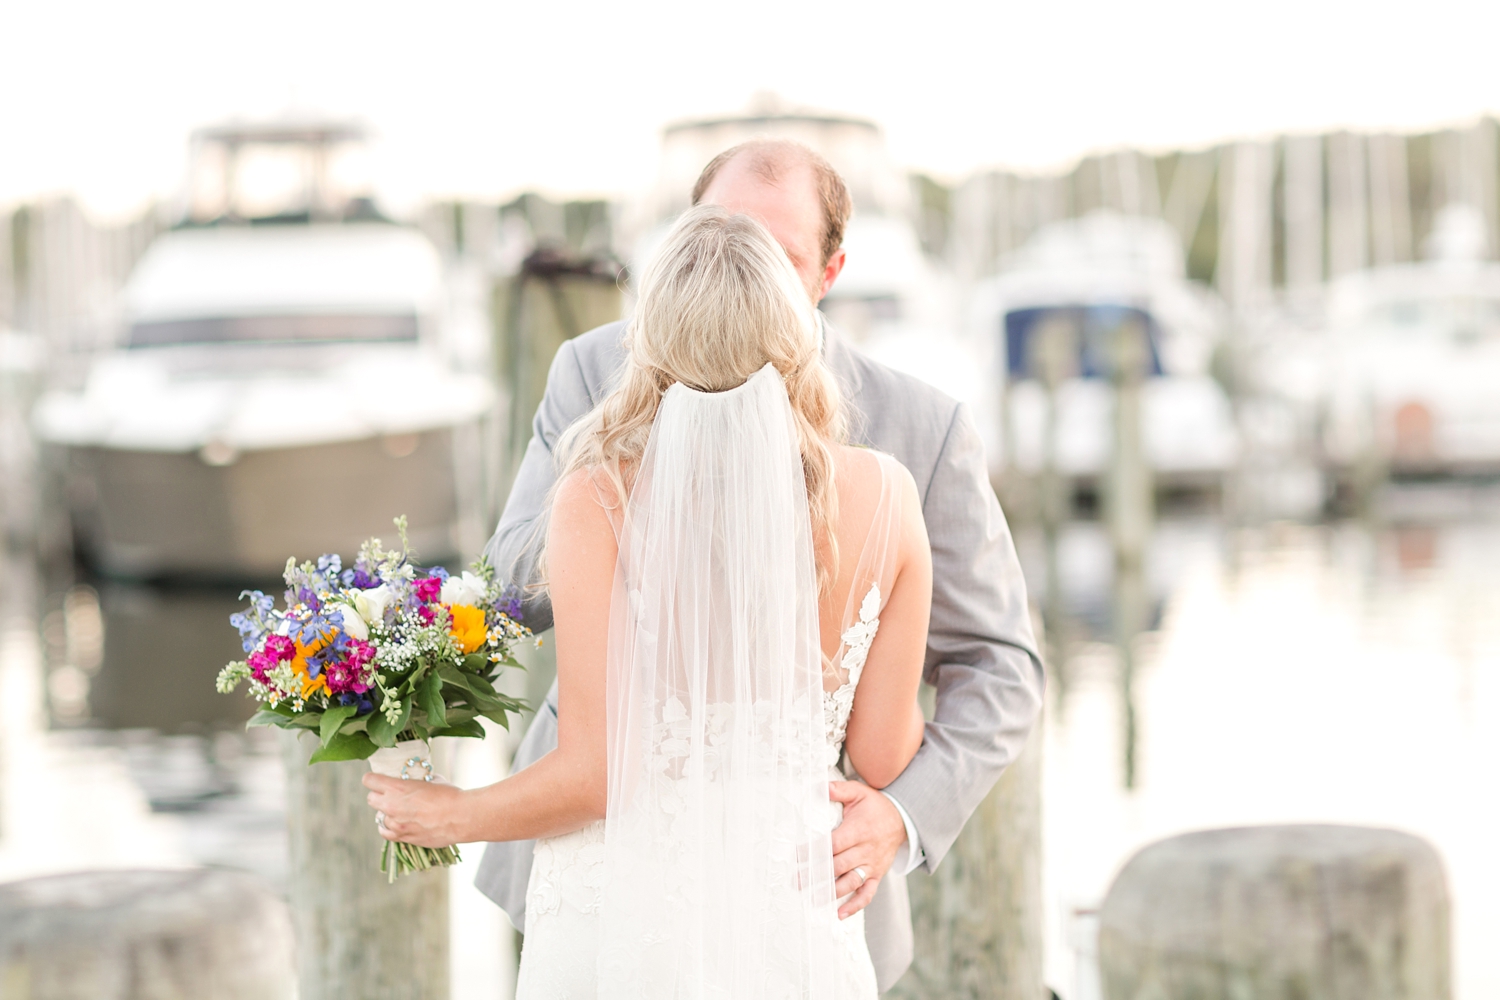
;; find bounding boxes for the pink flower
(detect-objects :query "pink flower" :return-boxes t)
[324,639,376,695]
[264,634,296,661]
[417,604,437,625]
[413,577,442,603]
[247,649,276,682]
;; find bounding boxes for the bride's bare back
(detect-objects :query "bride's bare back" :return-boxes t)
[817,444,931,788]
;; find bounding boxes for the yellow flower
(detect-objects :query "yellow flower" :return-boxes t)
[291,633,332,699]
[448,604,487,654]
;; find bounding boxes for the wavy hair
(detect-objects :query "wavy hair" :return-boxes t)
[549,204,847,590]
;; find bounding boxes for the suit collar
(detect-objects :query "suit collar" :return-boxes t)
[818,311,865,398]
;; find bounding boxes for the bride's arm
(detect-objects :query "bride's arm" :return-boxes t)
[842,466,931,789]
[364,469,615,846]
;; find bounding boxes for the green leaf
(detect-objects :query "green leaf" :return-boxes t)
[338,716,370,735]
[367,699,411,748]
[397,667,434,700]
[319,705,357,746]
[246,709,292,729]
[308,730,378,763]
[477,706,516,730]
[288,712,322,730]
[420,670,447,728]
[436,665,473,692]
[461,653,489,673]
[465,672,498,696]
[430,719,485,739]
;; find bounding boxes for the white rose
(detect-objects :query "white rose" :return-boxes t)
[336,603,369,641]
[439,571,487,608]
[353,585,394,626]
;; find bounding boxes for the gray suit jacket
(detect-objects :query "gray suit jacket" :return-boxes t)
[475,319,1044,992]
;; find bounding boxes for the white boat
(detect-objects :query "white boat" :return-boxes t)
[970,211,1238,486]
[1320,205,1500,478]
[33,121,493,579]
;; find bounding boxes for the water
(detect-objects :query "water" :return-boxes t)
[1035,502,1500,1000]
[3,384,1498,998]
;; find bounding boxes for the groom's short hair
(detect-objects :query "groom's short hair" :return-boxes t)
[690,138,853,267]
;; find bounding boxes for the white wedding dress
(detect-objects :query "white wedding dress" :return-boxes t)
[514,366,903,999]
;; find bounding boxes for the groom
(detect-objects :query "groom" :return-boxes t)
[476,138,1044,991]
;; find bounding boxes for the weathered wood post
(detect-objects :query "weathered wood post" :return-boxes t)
[492,245,623,503]
[1106,317,1153,788]
[0,868,295,1000]
[892,691,1044,999]
[1033,314,1076,693]
[1099,825,1451,1000]
[282,730,449,1000]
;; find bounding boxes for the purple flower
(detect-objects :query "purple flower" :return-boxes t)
[494,586,524,622]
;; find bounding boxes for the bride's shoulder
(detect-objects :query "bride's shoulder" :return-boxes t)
[552,465,626,523]
[833,444,912,484]
[831,445,919,511]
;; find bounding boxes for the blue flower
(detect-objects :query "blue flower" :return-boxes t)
[229,590,276,652]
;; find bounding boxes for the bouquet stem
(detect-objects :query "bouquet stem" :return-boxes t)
[369,739,460,881]
[381,839,462,883]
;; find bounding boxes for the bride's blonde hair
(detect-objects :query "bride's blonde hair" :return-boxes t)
[552,204,847,588]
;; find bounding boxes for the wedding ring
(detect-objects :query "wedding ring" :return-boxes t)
[853,866,869,886]
[375,811,388,831]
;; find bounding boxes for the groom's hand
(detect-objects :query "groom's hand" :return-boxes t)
[829,781,906,920]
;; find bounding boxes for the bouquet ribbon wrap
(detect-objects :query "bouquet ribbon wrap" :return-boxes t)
[368,740,437,782]
[368,739,461,881]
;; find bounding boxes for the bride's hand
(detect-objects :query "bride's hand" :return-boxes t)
[829,780,907,919]
[363,772,469,848]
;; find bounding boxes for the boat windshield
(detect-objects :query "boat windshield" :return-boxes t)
[1362,296,1500,342]
[1004,305,1164,380]
[127,313,419,348]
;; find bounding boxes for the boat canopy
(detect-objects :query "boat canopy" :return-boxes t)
[122,224,441,348]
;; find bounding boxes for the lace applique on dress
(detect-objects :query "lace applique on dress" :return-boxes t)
[526,819,606,919]
[823,582,881,769]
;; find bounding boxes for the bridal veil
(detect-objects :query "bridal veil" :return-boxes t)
[596,362,843,998]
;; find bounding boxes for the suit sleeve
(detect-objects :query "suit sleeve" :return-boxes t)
[482,337,594,633]
[881,402,1045,871]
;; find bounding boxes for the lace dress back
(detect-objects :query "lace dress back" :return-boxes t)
[516,450,905,1000]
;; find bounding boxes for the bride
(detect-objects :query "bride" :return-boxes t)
[364,205,932,997]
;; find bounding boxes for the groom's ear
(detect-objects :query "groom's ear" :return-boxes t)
[816,248,847,303]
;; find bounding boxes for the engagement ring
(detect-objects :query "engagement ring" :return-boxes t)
[376,811,387,831]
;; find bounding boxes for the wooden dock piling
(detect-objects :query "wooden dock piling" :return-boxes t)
[1099,825,1451,1000]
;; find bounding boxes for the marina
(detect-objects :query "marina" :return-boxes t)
[3,98,1500,998]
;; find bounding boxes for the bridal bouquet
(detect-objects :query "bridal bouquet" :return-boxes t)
[217,517,533,880]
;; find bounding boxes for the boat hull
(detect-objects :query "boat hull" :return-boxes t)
[62,428,474,579]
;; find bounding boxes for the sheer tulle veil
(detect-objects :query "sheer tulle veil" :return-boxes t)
[596,362,842,997]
